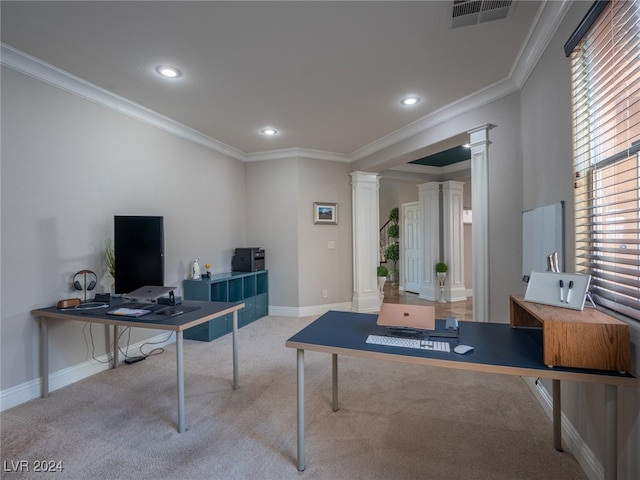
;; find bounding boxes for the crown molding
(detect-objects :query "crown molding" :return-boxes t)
[510,0,572,88]
[349,76,519,163]
[245,147,350,163]
[389,159,472,176]
[1,43,247,162]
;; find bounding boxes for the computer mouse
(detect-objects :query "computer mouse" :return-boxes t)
[454,344,474,355]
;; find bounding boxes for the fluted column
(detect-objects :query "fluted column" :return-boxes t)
[469,125,491,322]
[418,182,440,301]
[351,171,381,312]
[442,181,466,302]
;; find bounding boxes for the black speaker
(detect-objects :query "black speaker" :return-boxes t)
[73,269,97,294]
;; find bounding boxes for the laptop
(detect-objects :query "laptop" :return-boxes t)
[125,285,176,302]
[376,303,436,331]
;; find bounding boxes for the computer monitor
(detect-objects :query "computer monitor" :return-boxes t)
[114,216,164,295]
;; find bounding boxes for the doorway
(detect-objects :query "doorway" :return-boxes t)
[402,202,420,294]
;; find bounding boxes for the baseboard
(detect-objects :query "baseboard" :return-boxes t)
[523,377,603,480]
[269,302,352,318]
[0,332,175,413]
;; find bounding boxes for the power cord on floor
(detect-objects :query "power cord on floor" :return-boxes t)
[82,323,172,364]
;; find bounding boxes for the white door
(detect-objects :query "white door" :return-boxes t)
[402,202,420,293]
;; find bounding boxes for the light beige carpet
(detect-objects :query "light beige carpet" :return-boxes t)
[1,315,587,480]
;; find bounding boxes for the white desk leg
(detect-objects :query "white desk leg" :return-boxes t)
[332,354,339,412]
[232,310,239,390]
[297,349,305,472]
[552,379,562,451]
[604,385,617,480]
[113,325,119,368]
[40,318,49,398]
[176,331,186,433]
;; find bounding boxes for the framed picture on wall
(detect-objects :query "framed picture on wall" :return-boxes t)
[314,202,337,225]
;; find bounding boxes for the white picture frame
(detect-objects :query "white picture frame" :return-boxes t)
[314,202,337,225]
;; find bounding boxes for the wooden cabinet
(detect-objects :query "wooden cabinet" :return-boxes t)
[510,295,631,372]
[184,271,269,341]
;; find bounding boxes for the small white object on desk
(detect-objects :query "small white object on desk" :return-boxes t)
[454,344,474,355]
[192,257,201,280]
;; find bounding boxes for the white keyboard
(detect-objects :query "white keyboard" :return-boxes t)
[366,335,450,352]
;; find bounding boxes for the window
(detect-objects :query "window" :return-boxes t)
[568,0,640,321]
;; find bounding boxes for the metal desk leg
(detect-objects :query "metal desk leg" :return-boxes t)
[232,310,239,390]
[297,349,305,472]
[332,354,339,412]
[113,325,119,368]
[552,379,562,451]
[40,317,49,398]
[604,385,617,480]
[176,331,186,433]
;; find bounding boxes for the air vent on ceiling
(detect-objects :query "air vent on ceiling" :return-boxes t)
[452,0,513,28]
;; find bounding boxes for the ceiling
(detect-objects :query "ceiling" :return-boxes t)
[1,1,564,172]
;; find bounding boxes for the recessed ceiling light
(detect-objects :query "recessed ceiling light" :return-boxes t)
[155,65,182,78]
[400,96,421,106]
[260,128,278,136]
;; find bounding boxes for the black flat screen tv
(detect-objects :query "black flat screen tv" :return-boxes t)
[114,216,164,295]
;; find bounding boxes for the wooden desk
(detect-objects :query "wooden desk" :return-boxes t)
[286,311,636,480]
[510,295,631,372]
[33,299,244,433]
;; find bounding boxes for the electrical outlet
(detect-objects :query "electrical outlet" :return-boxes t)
[322,289,328,298]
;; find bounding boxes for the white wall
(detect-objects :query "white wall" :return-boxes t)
[1,66,247,391]
[297,157,352,309]
[520,3,639,480]
[245,156,353,313]
[245,158,300,308]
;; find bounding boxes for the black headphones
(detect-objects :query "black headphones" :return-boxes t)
[73,270,97,292]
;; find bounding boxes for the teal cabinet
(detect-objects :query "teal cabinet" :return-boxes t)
[183,270,269,341]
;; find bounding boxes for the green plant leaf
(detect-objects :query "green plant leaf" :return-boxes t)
[384,243,400,262]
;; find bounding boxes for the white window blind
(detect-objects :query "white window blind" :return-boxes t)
[570,0,640,321]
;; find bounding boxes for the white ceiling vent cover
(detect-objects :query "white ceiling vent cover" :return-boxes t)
[452,0,514,28]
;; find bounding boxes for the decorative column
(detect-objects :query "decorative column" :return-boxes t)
[442,181,467,302]
[469,125,491,322]
[418,182,440,301]
[351,171,381,312]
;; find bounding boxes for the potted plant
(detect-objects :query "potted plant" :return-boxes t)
[383,207,400,284]
[384,243,400,284]
[104,242,116,295]
[377,265,388,293]
[104,243,115,278]
[387,223,399,240]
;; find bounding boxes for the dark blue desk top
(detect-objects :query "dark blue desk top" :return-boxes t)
[33,298,243,332]
[286,311,636,385]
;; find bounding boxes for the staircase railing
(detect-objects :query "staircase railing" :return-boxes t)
[379,219,391,263]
